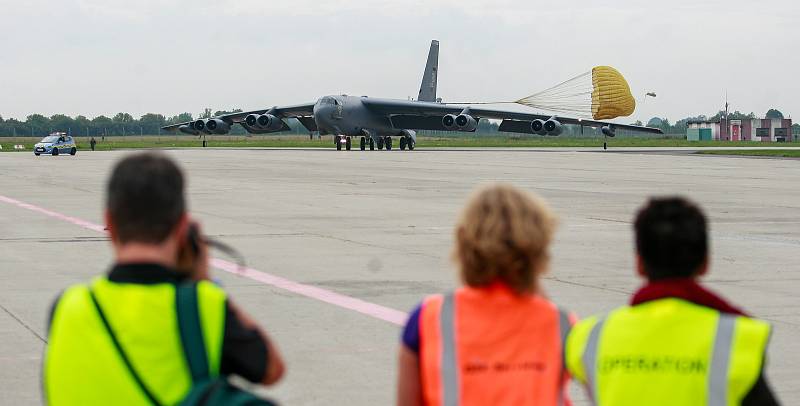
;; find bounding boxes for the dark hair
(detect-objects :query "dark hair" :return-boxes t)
[634,197,708,280]
[106,153,186,244]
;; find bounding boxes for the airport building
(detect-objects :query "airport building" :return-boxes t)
[687,117,794,142]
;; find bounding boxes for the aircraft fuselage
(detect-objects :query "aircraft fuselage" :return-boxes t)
[312,95,415,142]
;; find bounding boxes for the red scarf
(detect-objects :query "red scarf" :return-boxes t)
[630,278,748,316]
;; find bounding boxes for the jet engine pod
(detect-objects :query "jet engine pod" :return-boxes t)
[455,114,477,131]
[178,124,200,135]
[544,119,563,136]
[442,114,457,130]
[601,125,616,137]
[194,119,207,132]
[205,118,230,134]
[245,114,260,127]
[256,114,283,131]
[531,119,547,135]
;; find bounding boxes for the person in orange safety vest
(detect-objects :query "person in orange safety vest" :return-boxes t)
[396,184,575,406]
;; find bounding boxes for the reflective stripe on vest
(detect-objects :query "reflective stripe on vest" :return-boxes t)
[556,308,573,406]
[430,287,573,406]
[708,314,736,406]
[45,278,226,406]
[440,293,459,406]
[580,307,759,406]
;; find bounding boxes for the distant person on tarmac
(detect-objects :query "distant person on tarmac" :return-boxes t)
[397,184,575,406]
[44,152,285,405]
[90,136,97,151]
[565,197,779,405]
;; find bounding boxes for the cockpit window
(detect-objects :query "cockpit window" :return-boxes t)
[319,97,336,105]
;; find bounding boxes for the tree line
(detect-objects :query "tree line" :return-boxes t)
[0,108,796,138]
[0,109,309,137]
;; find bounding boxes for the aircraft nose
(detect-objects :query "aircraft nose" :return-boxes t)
[313,104,333,133]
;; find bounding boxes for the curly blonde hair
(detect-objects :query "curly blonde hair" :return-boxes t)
[453,184,557,294]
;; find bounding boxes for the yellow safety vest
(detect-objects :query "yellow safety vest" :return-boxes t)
[565,298,770,406]
[44,277,227,406]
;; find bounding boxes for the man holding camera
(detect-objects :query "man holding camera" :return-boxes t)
[44,152,284,405]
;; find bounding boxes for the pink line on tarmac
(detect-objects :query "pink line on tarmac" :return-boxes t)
[0,194,407,326]
[0,195,106,233]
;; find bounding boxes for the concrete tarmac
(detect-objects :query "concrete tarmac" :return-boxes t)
[1,147,798,404]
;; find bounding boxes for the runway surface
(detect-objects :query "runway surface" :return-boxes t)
[1,147,798,404]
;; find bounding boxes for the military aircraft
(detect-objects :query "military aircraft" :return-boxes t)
[163,40,662,151]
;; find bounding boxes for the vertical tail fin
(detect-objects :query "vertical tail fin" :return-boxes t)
[417,40,439,102]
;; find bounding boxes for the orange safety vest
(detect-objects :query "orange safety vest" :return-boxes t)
[419,284,573,406]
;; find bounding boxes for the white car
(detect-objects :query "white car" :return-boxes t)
[34,133,77,156]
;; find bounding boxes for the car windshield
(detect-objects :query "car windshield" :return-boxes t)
[41,136,59,143]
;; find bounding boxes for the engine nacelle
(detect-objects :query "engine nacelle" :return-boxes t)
[178,124,200,135]
[205,118,231,134]
[442,114,457,130]
[531,119,547,135]
[193,119,208,133]
[601,126,616,137]
[544,119,563,136]
[455,114,477,131]
[246,114,283,131]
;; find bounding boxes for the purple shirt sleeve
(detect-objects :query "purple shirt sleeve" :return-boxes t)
[401,303,423,354]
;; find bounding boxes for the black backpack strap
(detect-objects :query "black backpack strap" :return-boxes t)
[176,282,211,382]
[88,287,162,406]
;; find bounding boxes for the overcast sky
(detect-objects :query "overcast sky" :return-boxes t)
[2,0,797,123]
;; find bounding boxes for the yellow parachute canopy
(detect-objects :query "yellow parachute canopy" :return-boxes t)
[591,66,635,119]
[515,66,637,120]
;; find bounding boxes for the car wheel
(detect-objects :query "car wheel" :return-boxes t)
[52,148,59,156]
[70,147,76,155]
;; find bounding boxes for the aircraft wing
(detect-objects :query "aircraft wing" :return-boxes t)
[162,102,316,134]
[360,98,662,135]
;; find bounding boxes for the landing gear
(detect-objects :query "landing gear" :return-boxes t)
[377,137,384,150]
[385,137,392,151]
[399,136,415,151]
[369,138,375,150]
[360,137,366,151]
[335,135,351,151]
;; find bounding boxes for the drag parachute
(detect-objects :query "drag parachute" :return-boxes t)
[515,66,636,120]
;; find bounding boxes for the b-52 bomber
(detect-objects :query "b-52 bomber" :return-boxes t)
[163,40,662,151]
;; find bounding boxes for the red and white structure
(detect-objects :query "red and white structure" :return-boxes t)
[688,117,794,142]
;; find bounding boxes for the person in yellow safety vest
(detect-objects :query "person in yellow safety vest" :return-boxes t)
[397,184,576,406]
[44,152,285,405]
[565,197,779,406]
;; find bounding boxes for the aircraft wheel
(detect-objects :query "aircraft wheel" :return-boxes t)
[400,137,407,150]
[345,137,352,151]
[377,137,384,150]
[336,137,342,150]
[35,153,40,156]
[369,139,375,150]
[52,148,59,156]
[385,137,392,151]
[360,137,366,151]
[407,138,415,150]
